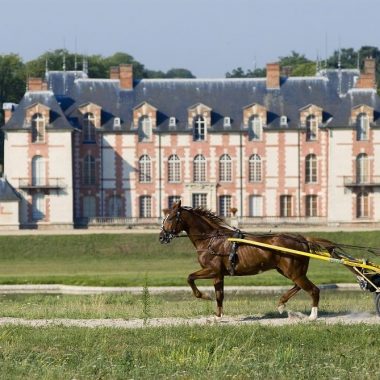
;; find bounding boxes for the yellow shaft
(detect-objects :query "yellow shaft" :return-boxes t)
[228,238,380,274]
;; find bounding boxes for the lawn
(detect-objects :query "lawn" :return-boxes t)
[0,231,379,286]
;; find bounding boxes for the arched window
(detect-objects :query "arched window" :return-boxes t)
[306,115,317,141]
[107,195,123,217]
[139,155,151,183]
[140,195,152,217]
[356,153,369,183]
[219,154,232,182]
[356,192,369,218]
[249,115,262,141]
[193,116,206,141]
[83,112,96,142]
[193,154,206,182]
[305,154,317,183]
[83,155,96,185]
[249,154,262,182]
[168,155,181,183]
[83,196,96,218]
[357,113,369,141]
[31,113,45,143]
[32,155,45,186]
[138,116,152,142]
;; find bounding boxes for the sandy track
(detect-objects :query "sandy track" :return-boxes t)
[0,313,379,329]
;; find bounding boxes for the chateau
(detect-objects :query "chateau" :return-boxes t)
[1,59,380,229]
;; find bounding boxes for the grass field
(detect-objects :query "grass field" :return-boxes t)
[0,231,379,286]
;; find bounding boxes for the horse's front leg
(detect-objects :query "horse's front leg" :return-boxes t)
[187,268,216,301]
[213,276,224,318]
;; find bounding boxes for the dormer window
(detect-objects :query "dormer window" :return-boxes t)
[193,116,206,141]
[31,113,45,143]
[249,115,262,141]
[280,116,288,126]
[169,117,176,127]
[113,117,121,129]
[83,112,96,143]
[357,113,369,141]
[138,116,152,142]
[306,115,317,141]
[223,117,231,127]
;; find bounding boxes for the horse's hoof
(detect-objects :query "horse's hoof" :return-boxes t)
[214,314,223,322]
[308,307,318,321]
[278,304,285,315]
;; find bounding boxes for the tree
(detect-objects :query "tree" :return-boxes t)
[165,68,195,78]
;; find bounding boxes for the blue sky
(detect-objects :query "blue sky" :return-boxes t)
[2,0,379,77]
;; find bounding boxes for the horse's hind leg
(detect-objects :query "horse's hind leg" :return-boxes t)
[213,276,224,318]
[293,275,320,320]
[278,284,301,314]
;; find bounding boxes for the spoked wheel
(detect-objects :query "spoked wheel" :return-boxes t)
[375,293,380,317]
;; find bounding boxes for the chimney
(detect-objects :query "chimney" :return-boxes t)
[2,103,17,124]
[266,63,281,89]
[355,57,376,89]
[119,64,133,90]
[110,66,119,80]
[28,77,48,91]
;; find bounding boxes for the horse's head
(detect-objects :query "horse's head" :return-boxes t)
[159,200,185,244]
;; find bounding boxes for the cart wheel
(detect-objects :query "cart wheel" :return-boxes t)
[375,293,380,317]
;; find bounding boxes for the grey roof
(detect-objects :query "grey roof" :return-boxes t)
[3,68,380,133]
[3,90,73,131]
[0,179,20,201]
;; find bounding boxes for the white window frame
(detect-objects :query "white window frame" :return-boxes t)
[305,154,317,183]
[280,195,292,217]
[32,113,45,143]
[219,154,232,182]
[168,155,181,183]
[249,195,263,217]
[249,154,262,182]
[193,116,206,141]
[140,195,152,218]
[306,115,317,141]
[219,195,232,217]
[305,195,318,217]
[83,112,96,142]
[193,154,206,182]
[139,116,152,142]
[249,115,262,141]
[357,113,369,141]
[192,193,207,208]
[139,155,152,183]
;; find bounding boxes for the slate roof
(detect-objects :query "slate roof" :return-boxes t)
[0,179,20,201]
[4,69,380,132]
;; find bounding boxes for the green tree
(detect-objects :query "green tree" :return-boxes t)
[165,68,195,78]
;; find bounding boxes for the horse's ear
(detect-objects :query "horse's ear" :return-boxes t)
[173,200,181,209]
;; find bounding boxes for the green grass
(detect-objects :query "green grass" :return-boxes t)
[0,231,378,286]
[0,324,379,379]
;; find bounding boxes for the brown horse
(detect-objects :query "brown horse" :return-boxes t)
[159,200,336,320]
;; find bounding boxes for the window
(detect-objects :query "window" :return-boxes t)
[219,195,232,217]
[305,154,317,183]
[107,195,123,217]
[249,154,262,182]
[356,192,369,218]
[32,193,45,220]
[168,155,181,183]
[83,196,96,218]
[169,117,176,127]
[305,195,318,217]
[249,115,262,141]
[356,153,369,183]
[280,195,292,217]
[280,116,288,126]
[138,116,152,142]
[113,117,121,129]
[193,116,206,141]
[140,196,152,217]
[139,155,151,183]
[193,154,206,182]
[168,196,181,209]
[223,117,231,127]
[83,155,96,185]
[357,113,369,141]
[83,113,96,142]
[32,155,45,186]
[219,154,232,182]
[249,195,263,217]
[306,115,317,141]
[192,193,207,208]
[31,113,45,143]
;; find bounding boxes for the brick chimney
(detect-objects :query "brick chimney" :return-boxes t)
[119,64,133,90]
[266,63,281,89]
[2,103,17,124]
[110,66,119,80]
[28,77,48,92]
[355,57,376,89]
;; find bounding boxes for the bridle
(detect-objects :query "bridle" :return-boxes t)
[160,208,183,244]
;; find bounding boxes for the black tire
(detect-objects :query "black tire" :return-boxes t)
[375,293,380,317]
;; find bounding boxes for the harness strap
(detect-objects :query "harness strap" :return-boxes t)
[228,229,244,275]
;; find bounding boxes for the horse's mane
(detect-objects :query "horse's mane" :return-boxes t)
[185,206,232,229]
